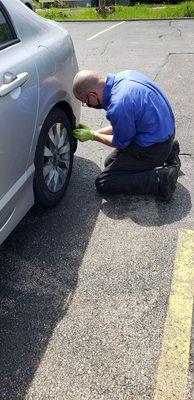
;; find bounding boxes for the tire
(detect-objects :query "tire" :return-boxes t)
[34,108,74,208]
[73,137,78,153]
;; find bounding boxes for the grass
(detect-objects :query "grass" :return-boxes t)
[33,0,39,8]
[35,1,194,20]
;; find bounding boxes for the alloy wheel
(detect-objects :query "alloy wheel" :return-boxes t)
[43,123,70,193]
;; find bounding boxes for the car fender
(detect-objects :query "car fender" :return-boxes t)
[26,86,78,168]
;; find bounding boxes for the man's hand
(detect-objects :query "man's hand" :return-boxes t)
[73,124,94,142]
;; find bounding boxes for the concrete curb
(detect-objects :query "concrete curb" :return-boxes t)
[53,17,194,22]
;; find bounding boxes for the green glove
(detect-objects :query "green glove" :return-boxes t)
[73,124,94,142]
[76,123,90,130]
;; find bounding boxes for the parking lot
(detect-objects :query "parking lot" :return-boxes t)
[0,20,194,400]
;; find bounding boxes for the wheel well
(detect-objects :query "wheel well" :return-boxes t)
[55,101,76,130]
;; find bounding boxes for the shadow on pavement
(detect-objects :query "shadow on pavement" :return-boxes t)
[100,182,191,227]
[0,156,101,400]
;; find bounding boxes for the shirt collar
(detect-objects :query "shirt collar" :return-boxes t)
[103,73,115,111]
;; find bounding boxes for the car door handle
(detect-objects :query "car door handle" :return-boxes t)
[0,72,29,97]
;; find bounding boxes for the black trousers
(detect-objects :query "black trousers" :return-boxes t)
[95,135,174,195]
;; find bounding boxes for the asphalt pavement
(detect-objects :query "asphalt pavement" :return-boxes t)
[0,20,193,400]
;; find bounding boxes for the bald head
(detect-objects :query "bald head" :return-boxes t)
[73,70,105,102]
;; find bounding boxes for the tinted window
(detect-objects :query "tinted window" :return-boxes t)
[0,10,14,46]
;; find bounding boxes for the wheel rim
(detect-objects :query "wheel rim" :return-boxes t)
[43,122,70,193]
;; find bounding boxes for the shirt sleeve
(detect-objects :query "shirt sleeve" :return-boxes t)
[106,91,136,149]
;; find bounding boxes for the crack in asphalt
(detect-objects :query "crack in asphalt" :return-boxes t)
[99,119,104,129]
[154,52,194,81]
[154,53,171,81]
[100,41,110,56]
[180,153,193,156]
[169,21,182,36]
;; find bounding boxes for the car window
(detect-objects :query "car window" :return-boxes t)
[0,9,14,47]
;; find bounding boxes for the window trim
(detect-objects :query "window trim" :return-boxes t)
[0,2,20,51]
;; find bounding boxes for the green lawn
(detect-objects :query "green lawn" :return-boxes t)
[35,1,194,20]
[33,0,39,8]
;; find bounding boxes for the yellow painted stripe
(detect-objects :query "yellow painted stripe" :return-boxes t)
[87,21,125,41]
[154,229,194,400]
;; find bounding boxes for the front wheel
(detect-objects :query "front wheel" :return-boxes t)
[34,108,74,208]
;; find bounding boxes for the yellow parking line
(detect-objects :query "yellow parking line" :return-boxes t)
[87,21,125,41]
[154,229,194,400]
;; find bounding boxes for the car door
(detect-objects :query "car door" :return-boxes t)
[0,2,38,226]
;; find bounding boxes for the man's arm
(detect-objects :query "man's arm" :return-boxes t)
[93,132,114,147]
[95,125,113,136]
[73,124,114,146]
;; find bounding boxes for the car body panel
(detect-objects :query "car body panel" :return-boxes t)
[0,41,39,200]
[0,0,80,245]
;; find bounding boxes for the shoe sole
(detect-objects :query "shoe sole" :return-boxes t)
[174,141,181,167]
[159,167,179,202]
[168,167,179,198]
[166,140,181,168]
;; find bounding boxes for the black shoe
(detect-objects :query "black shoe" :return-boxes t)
[156,166,179,202]
[166,140,181,168]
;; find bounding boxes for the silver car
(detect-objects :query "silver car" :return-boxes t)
[0,0,80,245]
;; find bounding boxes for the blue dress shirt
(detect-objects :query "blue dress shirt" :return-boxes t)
[102,70,175,149]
